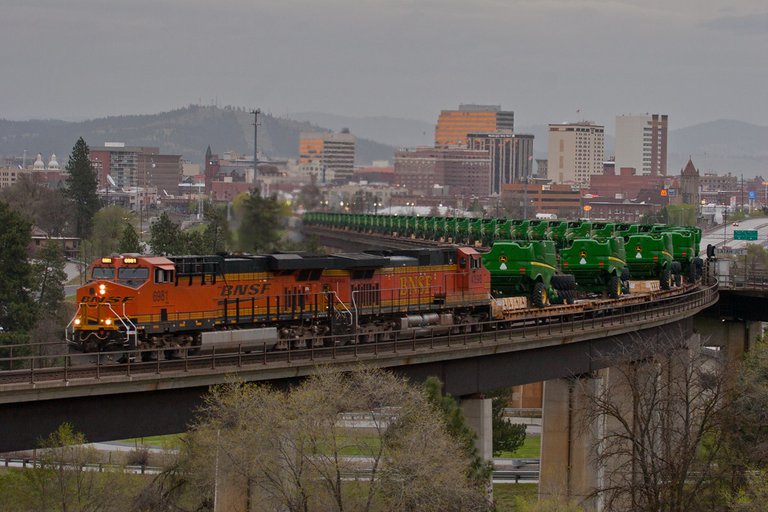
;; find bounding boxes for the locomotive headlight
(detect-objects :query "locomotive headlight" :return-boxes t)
[104,319,112,326]
[74,318,81,326]
[99,284,106,295]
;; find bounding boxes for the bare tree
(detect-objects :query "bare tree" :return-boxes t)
[182,367,489,512]
[579,332,730,512]
[17,423,141,512]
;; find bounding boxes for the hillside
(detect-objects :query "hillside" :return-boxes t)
[2,109,765,178]
[0,105,396,165]
[288,112,434,149]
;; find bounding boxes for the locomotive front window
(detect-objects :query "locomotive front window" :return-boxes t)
[91,267,115,280]
[117,267,149,288]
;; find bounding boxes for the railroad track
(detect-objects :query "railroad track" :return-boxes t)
[0,282,718,390]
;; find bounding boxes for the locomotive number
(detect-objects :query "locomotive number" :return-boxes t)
[152,290,169,303]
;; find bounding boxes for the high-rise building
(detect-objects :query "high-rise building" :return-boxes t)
[547,122,605,186]
[614,114,668,177]
[299,130,356,184]
[394,147,491,197]
[468,131,534,195]
[435,104,514,148]
[90,143,182,201]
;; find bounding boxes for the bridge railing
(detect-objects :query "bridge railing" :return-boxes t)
[0,283,719,387]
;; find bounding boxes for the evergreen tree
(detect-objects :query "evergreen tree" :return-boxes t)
[117,222,141,254]
[31,240,67,317]
[489,390,527,456]
[202,202,230,253]
[149,212,182,255]
[424,376,493,486]
[181,230,206,255]
[234,190,283,252]
[0,201,36,331]
[64,137,100,239]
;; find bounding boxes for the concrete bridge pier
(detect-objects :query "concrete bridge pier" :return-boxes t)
[539,375,600,511]
[539,333,719,512]
[460,396,493,462]
[695,317,761,362]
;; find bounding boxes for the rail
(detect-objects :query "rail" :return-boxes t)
[0,455,537,482]
[715,271,768,290]
[0,282,718,389]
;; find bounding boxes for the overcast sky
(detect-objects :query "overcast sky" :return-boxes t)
[2,0,766,131]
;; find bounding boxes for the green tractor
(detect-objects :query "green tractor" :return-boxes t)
[482,240,575,307]
[560,237,628,298]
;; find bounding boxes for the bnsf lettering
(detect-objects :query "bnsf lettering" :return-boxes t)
[220,283,271,297]
[399,275,433,290]
[82,296,133,303]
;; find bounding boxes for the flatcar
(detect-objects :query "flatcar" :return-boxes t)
[67,247,490,355]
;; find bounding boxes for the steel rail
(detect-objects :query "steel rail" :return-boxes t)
[0,282,718,394]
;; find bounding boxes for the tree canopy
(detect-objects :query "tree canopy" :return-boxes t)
[0,174,71,236]
[149,211,183,255]
[0,201,36,331]
[232,190,284,252]
[64,137,100,239]
[31,239,67,317]
[117,222,141,254]
[176,368,490,512]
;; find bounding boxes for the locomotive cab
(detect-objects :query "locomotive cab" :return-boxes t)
[67,255,173,352]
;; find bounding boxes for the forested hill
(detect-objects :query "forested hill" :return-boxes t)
[0,105,396,165]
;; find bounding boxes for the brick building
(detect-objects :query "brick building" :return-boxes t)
[394,147,491,197]
[500,182,581,219]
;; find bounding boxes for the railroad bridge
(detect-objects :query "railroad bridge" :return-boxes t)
[1,227,765,511]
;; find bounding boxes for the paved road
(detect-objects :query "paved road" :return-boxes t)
[701,218,768,253]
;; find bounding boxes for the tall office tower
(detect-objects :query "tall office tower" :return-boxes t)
[299,130,356,184]
[547,122,605,186]
[435,104,514,148]
[467,131,534,195]
[614,114,668,176]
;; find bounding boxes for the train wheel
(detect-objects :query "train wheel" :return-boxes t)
[531,282,549,308]
[608,275,622,299]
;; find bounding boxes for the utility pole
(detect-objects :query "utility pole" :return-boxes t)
[251,108,261,185]
[741,173,745,214]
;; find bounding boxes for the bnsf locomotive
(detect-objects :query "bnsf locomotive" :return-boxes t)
[67,247,490,355]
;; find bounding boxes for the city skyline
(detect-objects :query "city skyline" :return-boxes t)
[1,0,766,132]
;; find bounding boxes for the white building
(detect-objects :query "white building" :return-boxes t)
[547,122,605,186]
[614,114,668,177]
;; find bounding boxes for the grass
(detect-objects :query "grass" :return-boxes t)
[494,483,538,511]
[496,434,541,459]
[117,433,185,450]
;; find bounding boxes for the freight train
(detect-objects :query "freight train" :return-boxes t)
[67,216,702,357]
[304,213,704,304]
[67,248,493,357]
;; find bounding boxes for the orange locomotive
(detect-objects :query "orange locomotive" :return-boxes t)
[67,247,490,355]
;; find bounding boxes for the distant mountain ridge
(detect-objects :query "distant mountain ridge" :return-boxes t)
[287,112,434,149]
[1,108,765,178]
[0,105,396,166]
[519,120,767,177]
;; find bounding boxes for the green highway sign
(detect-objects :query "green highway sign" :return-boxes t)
[734,229,758,241]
